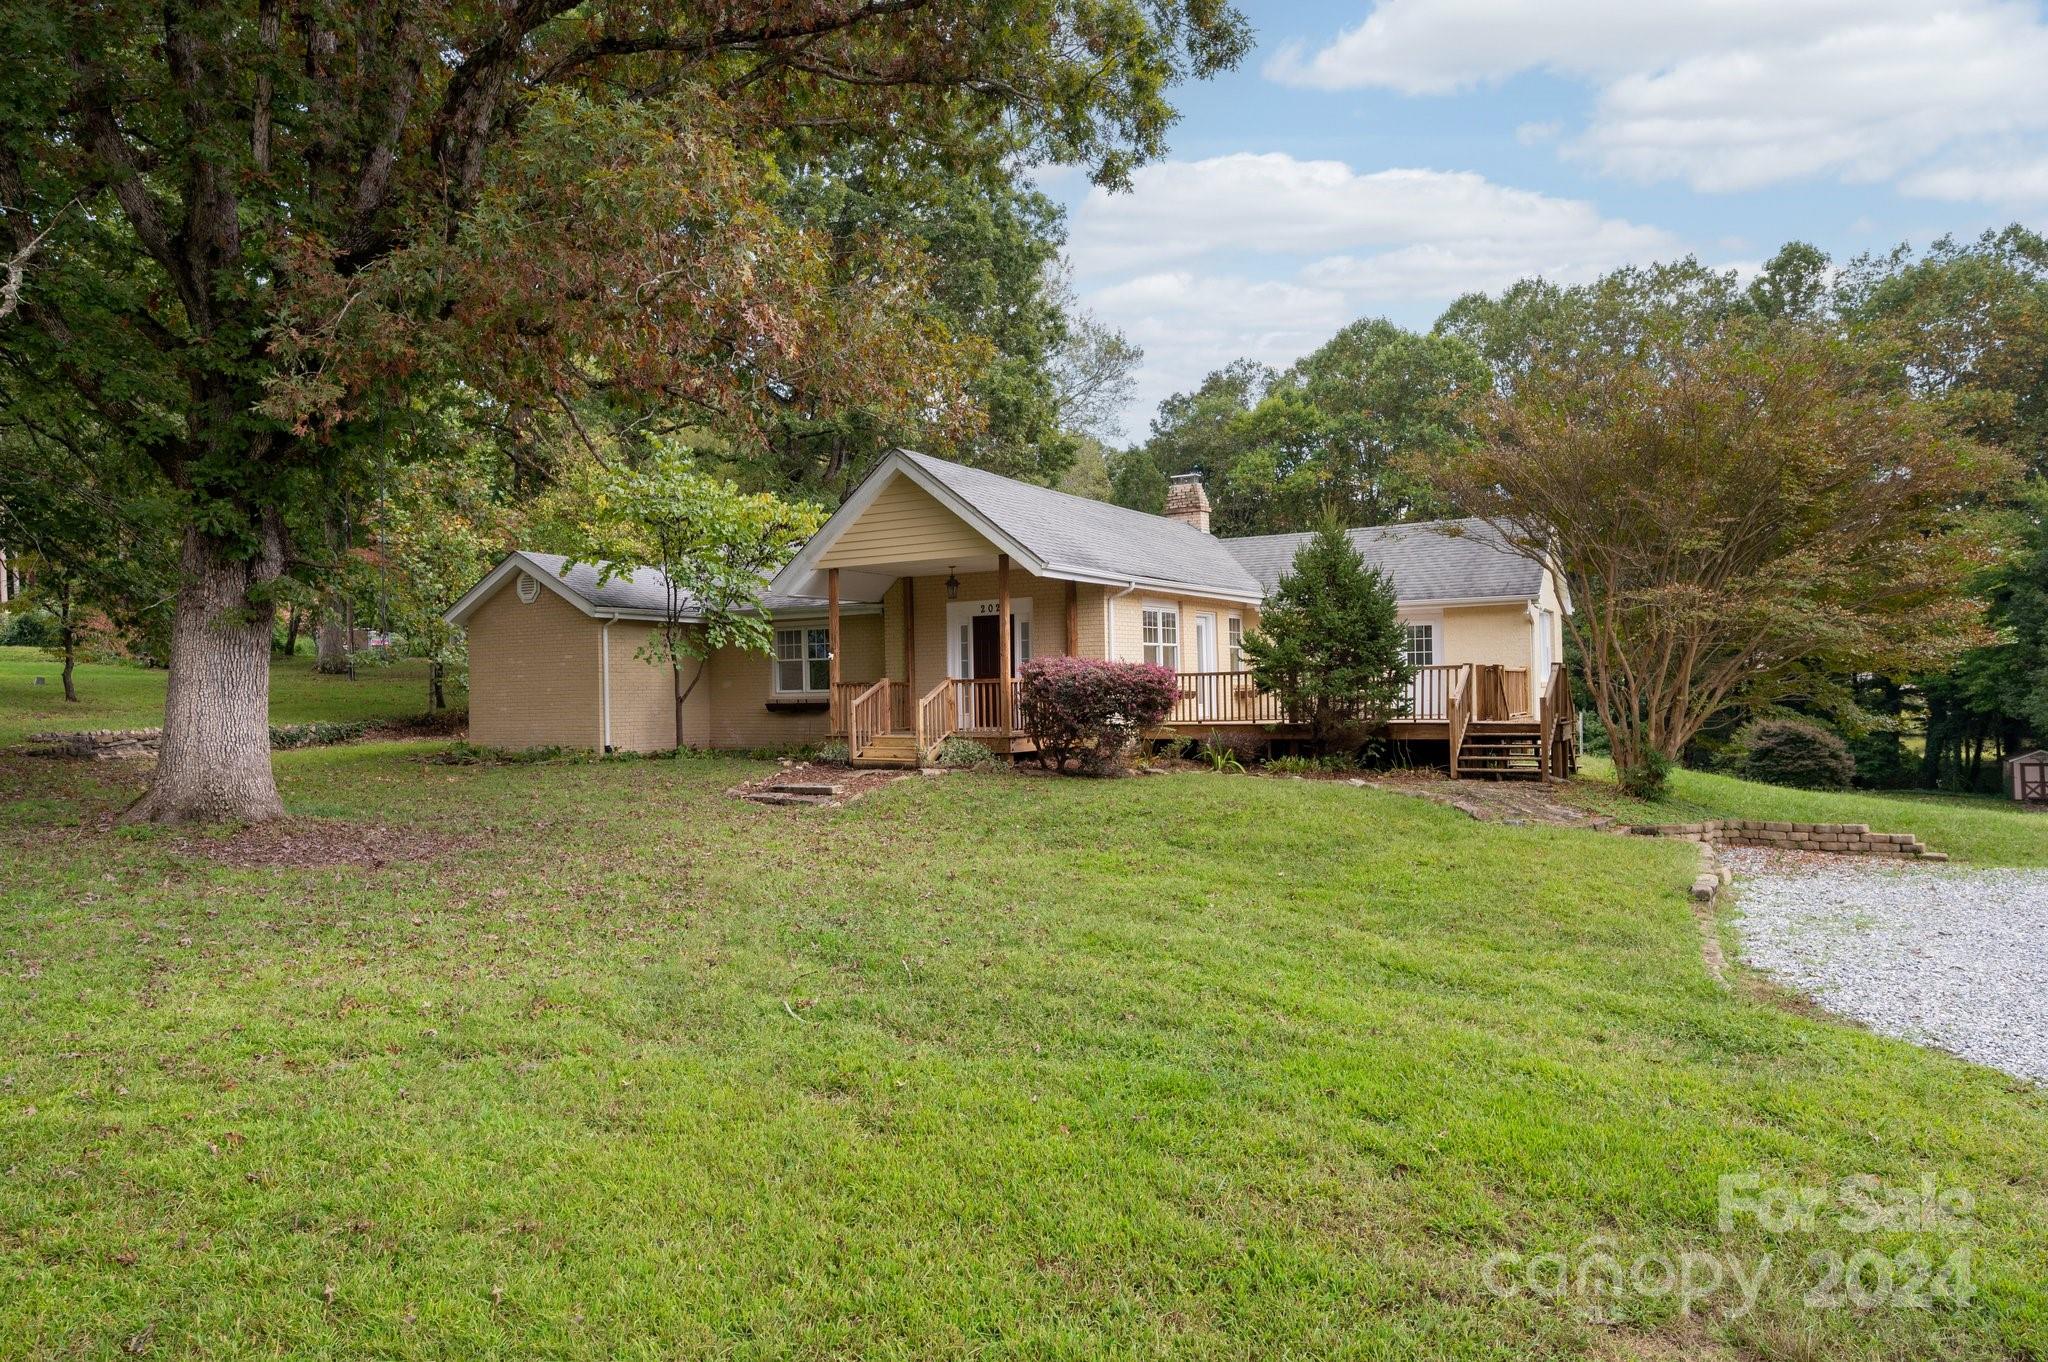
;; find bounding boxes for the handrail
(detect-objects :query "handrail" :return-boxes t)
[829,680,867,736]
[915,679,954,761]
[848,678,893,757]
[1447,663,1475,778]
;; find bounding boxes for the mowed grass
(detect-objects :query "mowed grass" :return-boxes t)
[1565,755,2047,868]
[0,645,456,746]
[2,746,2044,1359]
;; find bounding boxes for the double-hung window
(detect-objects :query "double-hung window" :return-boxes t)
[774,626,832,694]
[1142,605,1180,670]
[1226,616,1244,672]
[1401,622,1436,669]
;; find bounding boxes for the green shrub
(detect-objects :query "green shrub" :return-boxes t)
[1736,718,1857,790]
[0,609,58,648]
[932,736,999,769]
[1615,749,1673,800]
[816,740,851,766]
[1265,754,1320,775]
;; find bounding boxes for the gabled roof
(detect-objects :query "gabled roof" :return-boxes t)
[773,449,1266,603]
[898,452,1265,599]
[1220,518,1547,604]
[443,550,872,626]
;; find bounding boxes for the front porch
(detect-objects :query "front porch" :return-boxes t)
[828,654,1580,779]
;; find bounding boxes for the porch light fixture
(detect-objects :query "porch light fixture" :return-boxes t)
[945,567,959,600]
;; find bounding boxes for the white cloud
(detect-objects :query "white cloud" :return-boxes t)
[1066,154,1677,277]
[1063,154,1687,438]
[1902,151,2048,203]
[1265,1,2048,196]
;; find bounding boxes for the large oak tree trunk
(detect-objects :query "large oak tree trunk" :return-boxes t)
[125,521,286,824]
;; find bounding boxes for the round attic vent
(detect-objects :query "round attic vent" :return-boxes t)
[516,573,541,604]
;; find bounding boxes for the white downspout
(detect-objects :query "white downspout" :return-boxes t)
[600,616,615,751]
[1105,580,1139,661]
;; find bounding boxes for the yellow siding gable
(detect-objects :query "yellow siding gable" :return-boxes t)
[816,475,1000,569]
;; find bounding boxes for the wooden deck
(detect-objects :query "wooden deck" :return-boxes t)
[834,663,1578,779]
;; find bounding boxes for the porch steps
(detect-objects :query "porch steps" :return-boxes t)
[1457,726,1546,780]
[851,733,921,769]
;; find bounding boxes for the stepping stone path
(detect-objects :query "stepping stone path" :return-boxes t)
[743,780,842,808]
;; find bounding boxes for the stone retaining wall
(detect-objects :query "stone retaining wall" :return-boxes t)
[21,728,161,759]
[1630,818,1945,862]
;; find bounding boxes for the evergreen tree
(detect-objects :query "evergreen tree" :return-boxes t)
[1242,524,1412,749]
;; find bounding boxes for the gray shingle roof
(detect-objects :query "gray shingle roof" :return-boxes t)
[901,451,1264,598]
[1219,518,1544,603]
[517,552,835,616]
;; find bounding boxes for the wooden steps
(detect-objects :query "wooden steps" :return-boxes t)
[1456,724,1545,780]
[851,732,920,768]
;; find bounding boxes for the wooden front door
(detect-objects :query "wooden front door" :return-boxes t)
[968,614,1004,728]
[971,614,1002,679]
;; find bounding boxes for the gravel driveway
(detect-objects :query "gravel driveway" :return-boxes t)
[1729,848,2048,1083]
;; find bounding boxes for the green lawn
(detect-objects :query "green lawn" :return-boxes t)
[0,645,456,746]
[1562,756,2047,868]
[2,746,2042,1359]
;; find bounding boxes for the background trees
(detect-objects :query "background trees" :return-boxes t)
[0,0,1244,822]
[1436,288,2007,796]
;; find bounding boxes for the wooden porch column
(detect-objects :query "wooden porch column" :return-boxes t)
[902,577,916,693]
[827,568,842,730]
[1064,579,1078,656]
[997,554,1012,731]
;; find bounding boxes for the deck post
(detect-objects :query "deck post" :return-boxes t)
[997,554,1013,737]
[902,576,916,697]
[827,568,842,734]
[1064,579,1078,656]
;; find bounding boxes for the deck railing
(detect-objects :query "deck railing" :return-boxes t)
[1446,663,1476,778]
[1407,665,1460,720]
[915,679,956,760]
[848,679,900,757]
[953,677,1015,731]
[828,681,867,735]
[1167,670,1285,726]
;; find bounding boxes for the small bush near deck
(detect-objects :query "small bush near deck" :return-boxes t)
[1737,718,1857,790]
[816,741,851,766]
[1018,656,1177,776]
[932,736,999,769]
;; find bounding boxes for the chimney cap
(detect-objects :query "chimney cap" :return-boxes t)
[1169,471,1205,485]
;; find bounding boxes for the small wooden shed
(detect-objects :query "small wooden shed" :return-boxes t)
[2007,750,2048,804]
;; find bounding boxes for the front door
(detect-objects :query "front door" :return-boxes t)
[1192,612,1218,717]
[969,614,1003,727]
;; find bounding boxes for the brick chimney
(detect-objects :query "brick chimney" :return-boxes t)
[1164,472,1211,533]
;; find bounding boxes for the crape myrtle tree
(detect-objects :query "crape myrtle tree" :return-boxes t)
[1240,522,1411,750]
[535,441,825,749]
[0,0,1249,823]
[1436,265,2009,797]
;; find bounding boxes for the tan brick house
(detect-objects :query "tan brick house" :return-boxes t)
[449,449,1576,776]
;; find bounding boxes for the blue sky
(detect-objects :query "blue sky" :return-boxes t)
[1048,0,2048,442]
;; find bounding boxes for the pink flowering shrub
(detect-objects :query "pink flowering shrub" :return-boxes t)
[1018,657,1178,775]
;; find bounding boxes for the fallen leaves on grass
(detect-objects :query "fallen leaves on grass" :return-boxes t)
[171,819,478,870]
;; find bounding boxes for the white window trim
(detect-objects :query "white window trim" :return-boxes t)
[945,598,1034,679]
[1399,612,1443,669]
[1140,600,1181,671]
[1226,614,1244,672]
[772,624,833,696]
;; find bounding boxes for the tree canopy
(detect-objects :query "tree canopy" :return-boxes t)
[0,0,1246,821]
